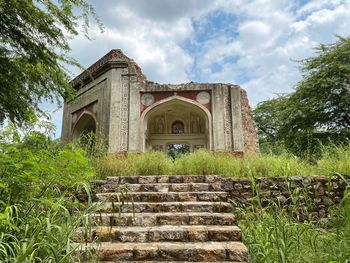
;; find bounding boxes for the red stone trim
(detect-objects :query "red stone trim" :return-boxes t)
[140,91,211,114]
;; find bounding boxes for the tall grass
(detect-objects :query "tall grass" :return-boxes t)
[94,151,173,177]
[316,142,350,177]
[94,144,350,179]
[240,181,350,263]
[0,195,97,262]
[0,122,98,262]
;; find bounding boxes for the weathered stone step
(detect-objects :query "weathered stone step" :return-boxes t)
[101,262,246,263]
[95,192,229,202]
[104,175,208,184]
[92,212,236,226]
[83,241,248,261]
[94,182,216,193]
[98,201,232,213]
[99,175,230,185]
[76,225,241,242]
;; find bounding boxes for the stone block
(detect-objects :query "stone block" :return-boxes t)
[191,183,210,191]
[158,176,169,183]
[183,175,205,183]
[139,176,158,184]
[169,176,182,183]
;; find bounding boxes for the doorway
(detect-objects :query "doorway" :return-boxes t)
[167,143,190,158]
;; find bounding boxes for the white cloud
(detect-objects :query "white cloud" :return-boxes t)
[297,0,343,16]
[68,1,210,83]
[191,0,350,106]
[48,0,350,134]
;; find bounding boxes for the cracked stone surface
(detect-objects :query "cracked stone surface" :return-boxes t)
[77,175,248,262]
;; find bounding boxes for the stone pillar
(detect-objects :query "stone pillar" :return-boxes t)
[61,101,71,143]
[230,86,244,151]
[108,67,129,152]
[128,77,141,152]
[211,84,226,151]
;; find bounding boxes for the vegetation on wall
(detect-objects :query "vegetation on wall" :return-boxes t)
[239,189,350,263]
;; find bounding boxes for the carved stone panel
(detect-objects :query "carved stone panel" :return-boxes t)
[223,86,233,150]
[119,75,130,151]
[196,91,210,104]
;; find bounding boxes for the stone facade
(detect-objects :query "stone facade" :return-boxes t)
[61,49,259,154]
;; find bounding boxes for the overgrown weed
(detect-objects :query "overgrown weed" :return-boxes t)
[238,179,350,263]
[0,122,98,262]
[94,145,350,179]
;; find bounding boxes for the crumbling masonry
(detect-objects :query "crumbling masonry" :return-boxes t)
[61,49,259,154]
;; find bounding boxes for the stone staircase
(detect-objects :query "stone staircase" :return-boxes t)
[78,175,248,262]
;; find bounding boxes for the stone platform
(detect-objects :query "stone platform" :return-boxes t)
[75,175,248,262]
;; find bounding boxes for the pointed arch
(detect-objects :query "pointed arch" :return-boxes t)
[140,95,213,152]
[72,112,97,142]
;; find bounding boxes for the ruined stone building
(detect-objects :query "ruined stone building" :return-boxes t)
[61,49,258,154]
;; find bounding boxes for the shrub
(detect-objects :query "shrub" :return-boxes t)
[0,122,96,262]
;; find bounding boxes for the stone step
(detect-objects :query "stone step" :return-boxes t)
[81,241,248,262]
[94,182,218,193]
[98,201,232,213]
[95,191,229,202]
[104,175,208,184]
[92,212,236,227]
[99,175,229,185]
[101,262,246,263]
[75,225,241,242]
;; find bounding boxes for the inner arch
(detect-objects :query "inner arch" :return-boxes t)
[72,113,96,142]
[142,98,211,153]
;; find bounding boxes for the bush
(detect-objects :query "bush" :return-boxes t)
[0,122,96,262]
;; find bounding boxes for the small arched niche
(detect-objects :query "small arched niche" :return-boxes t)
[172,120,185,134]
[72,113,96,142]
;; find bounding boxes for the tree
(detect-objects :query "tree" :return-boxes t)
[254,36,350,156]
[253,96,290,154]
[0,0,101,125]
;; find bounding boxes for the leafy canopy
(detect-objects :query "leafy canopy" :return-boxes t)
[0,0,101,125]
[254,36,350,156]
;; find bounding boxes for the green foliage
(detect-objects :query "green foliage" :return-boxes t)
[0,121,96,262]
[240,184,350,263]
[167,144,190,159]
[0,0,102,125]
[316,142,350,177]
[94,148,350,179]
[95,152,173,178]
[254,36,350,157]
[76,131,108,158]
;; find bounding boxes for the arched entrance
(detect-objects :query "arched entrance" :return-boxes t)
[72,113,96,142]
[141,97,212,153]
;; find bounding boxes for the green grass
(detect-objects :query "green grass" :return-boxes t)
[93,143,350,179]
[239,188,350,263]
[0,123,98,262]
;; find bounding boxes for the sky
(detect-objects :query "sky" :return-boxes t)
[45,0,350,137]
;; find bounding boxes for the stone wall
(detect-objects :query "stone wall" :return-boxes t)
[81,175,349,221]
[63,49,259,154]
[206,175,349,219]
[240,89,259,153]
